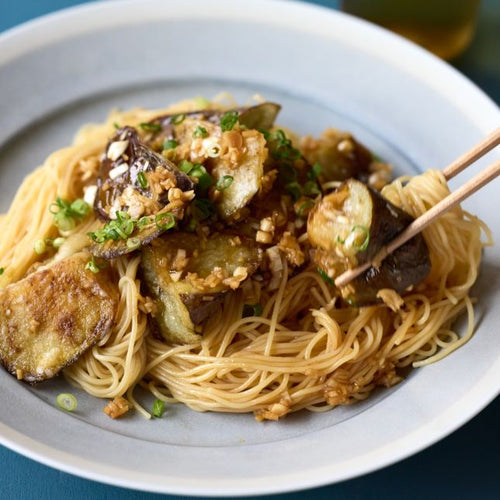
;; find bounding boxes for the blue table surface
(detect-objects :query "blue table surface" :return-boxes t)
[0,1,499,499]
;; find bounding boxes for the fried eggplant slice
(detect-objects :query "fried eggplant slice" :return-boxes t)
[149,102,281,139]
[301,128,374,183]
[141,233,261,344]
[212,129,268,220]
[0,253,118,382]
[94,126,194,221]
[308,179,430,304]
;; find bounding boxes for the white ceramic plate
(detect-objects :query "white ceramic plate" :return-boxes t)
[0,0,499,496]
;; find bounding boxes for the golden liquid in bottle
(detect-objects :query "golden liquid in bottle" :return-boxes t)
[342,0,480,60]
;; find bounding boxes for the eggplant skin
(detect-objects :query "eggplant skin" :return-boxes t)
[301,128,373,183]
[95,127,194,221]
[0,253,118,383]
[141,232,261,345]
[309,179,431,305]
[348,235,431,305]
[149,102,281,135]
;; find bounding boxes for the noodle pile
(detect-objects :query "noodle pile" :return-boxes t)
[0,100,491,420]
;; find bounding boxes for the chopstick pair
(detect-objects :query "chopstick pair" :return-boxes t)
[334,127,500,289]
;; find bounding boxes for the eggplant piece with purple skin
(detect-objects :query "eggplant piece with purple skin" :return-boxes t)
[308,179,431,305]
[147,102,282,141]
[301,129,374,184]
[90,127,195,259]
[141,232,262,345]
[95,126,194,221]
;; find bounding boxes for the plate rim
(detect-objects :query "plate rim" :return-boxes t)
[0,0,499,495]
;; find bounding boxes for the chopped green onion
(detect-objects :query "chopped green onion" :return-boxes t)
[34,239,47,255]
[52,237,66,249]
[215,175,233,191]
[113,122,121,130]
[88,212,137,244]
[152,399,165,418]
[336,235,345,245]
[137,216,153,229]
[220,111,239,132]
[371,152,382,162]
[56,393,77,412]
[243,303,263,317]
[307,162,322,180]
[163,139,178,150]
[126,237,141,250]
[171,113,186,125]
[194,96,209,109]
[139,122,162,132]
[297,200,315,218]
[155,212,175,230]
[285,182,302,201]
[50,197,90,231]
[351,225,370,251]
[192,199,215,221]
[86,257,101,273]
[303,180,321,197]
[193,125,208,138]
[178,160,195,174]
[268,129,301,161]
[190,165,214,191]
[0,267,4,275]
[137,171,148,188]
[317,268,335,285]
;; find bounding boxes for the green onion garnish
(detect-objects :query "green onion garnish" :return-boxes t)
[155,212,175,230]
[309,162,322,179]
[194,96,209,108]
[139,122,162,132]
[113,122,121,130]
[151,399,165,418]
[243,303,263,317]
[56,393,77,412]
[220,111,239,132]
[215,175,233,191]
[137,172,148,188]
[267,129,301,161]
[126,237,141,250]
[285,182,302,201]
[88,211,138,244]
[297,200,315,218]
[86,257,101,274]
[303,180,321,197]
[50,197,90,231]
[193,125,208,138]
[137,215,153,229]
[351,225,370,251]
[163,139,178,150]
[179,160,195,174]
[190,165,214,191]
[34,239,47,255]
[192,199,215,221]
[317,268,335,285]
[171,113,186,125]
[0,267,4,275]
[52,237,65,249]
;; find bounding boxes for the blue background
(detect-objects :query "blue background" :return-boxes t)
[0,1,498,499]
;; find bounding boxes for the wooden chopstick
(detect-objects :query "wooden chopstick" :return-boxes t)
[443,128,500,180]
[334,128,500,289]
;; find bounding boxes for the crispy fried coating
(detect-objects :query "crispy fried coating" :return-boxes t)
[0,253,118,382]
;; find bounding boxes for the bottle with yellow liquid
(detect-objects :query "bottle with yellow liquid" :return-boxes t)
[341,0,481,60]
